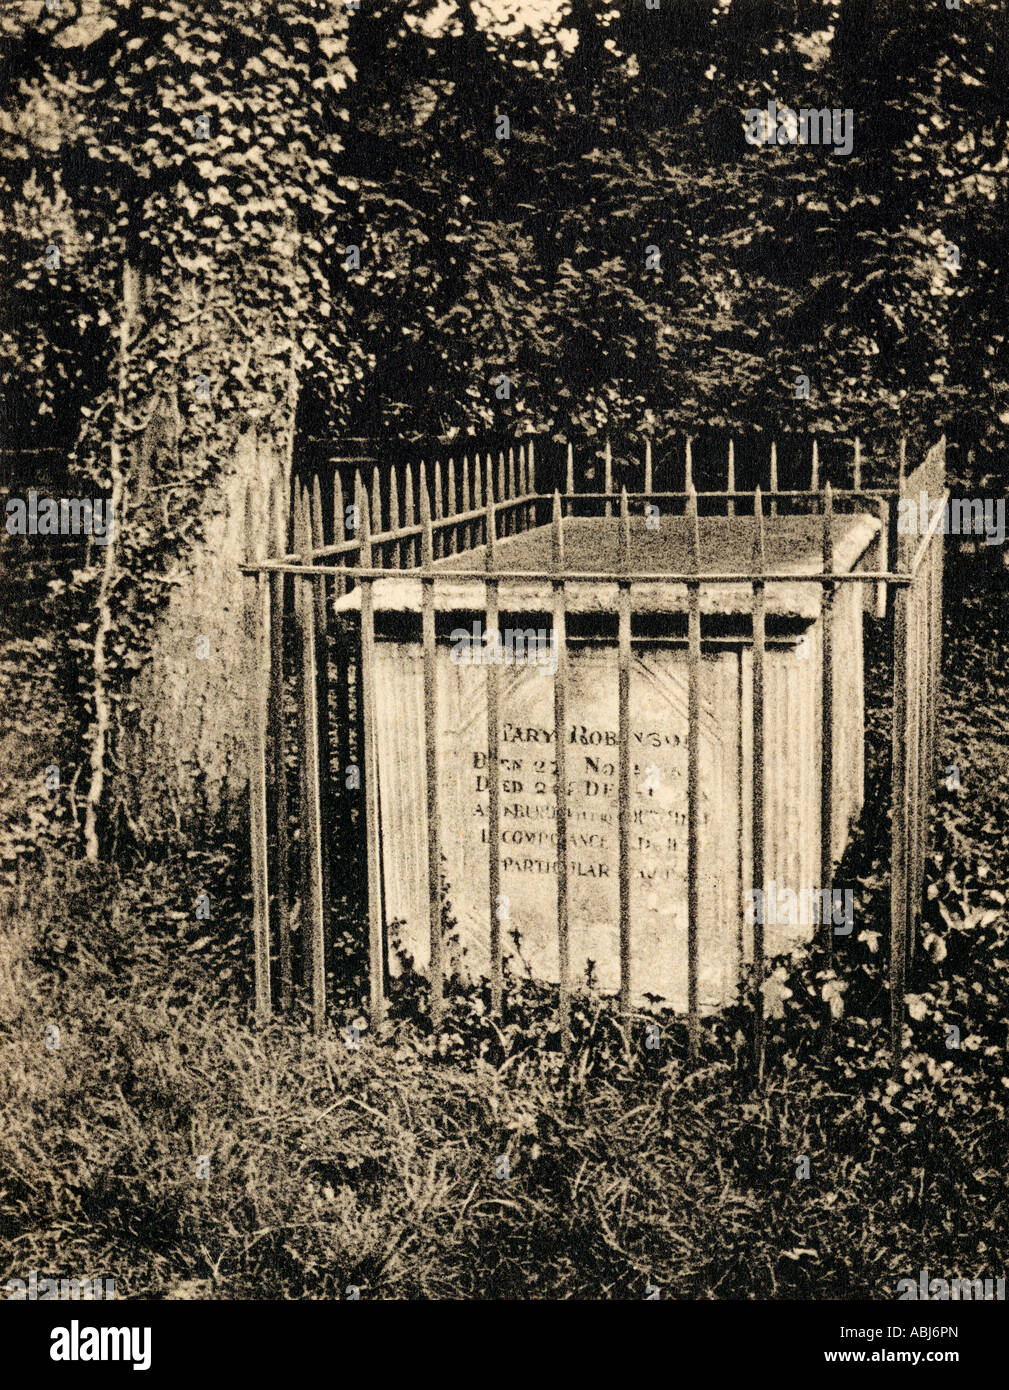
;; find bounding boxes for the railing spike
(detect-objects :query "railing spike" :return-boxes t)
[687,483,701,572]
[420,459,431,557]
[243,483,256,564]
[420,472,434,569]
[753,484,766,570]
[311,472,324,554]
[552,487,565,568]
[355,470,372,560]
[769,441,778,518]
[386,463,399,530]
[486,467,497,559]
[371,463,382,530]
[620,484,631,569]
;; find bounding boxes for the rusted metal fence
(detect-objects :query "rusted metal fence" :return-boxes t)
[241,433,946,1069]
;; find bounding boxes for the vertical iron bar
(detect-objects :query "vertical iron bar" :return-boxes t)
[485,467,502,1015]
[928,547,933,895]
[296,485,326,1032]
[552,491,570,1051]
[508,446,517,534]
[245,488,271,1022]
[293,484,309,988]
[331,469,352,910]
[420,461,431,562]
[821,481,835,954]
[332,470,347,597]
[908,568,923,968]
[370,465,383,568]
[473,453,484,543]
[604,437,613,517]
[769,441,778,518]
[357,475,385,1024]
[686,486,702,1060]
[875,496,889,620]
[618,487,632,1013]
[922,550,933,945]
[311,474,333,929]
[433,459,444,561]
[389,464,402,570]
[726,437,735,518]
[890,580,910,1068]
[403,462,416,568]
[527,437,537,528]
[935,466,944,708]
[461,455,472,551]
[447,457,457,554]
[933,529,940,754]
[497,450,506,534]
[421,483,443,1027]
[920,552,932,903]
[890,459,911,1069]
[268,481,292,1010]
[752,487,767,1078]
[925,542,936,845]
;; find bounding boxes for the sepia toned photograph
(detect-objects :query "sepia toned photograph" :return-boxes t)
[1,0,1006,1349]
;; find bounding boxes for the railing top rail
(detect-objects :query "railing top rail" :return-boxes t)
[252,441,946,585]
[264,485,898,566]
[300,492,539,562]
[570,488,894,499]
[273,489,892,564]
[240,560,914,586]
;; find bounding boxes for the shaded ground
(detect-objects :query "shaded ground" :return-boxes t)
[0,552,1007,1298]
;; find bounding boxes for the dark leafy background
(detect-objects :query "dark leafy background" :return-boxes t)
[2,0,1009,1301]
[2,0,1008,458]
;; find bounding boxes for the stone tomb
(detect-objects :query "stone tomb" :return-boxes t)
[336,512,880,1012]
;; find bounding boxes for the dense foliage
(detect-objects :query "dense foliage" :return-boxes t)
[2,3,1008,1300]
[3,574,1009,1297]
[2,0,1008,459]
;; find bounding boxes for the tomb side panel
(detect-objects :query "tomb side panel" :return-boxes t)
[765,635,820,956]
[831,579,867,859]
[374,642,429,973]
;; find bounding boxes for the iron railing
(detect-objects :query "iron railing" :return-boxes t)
[241,434,946,1069]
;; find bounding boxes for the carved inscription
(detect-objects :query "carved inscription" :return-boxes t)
[375,642,737,1009]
